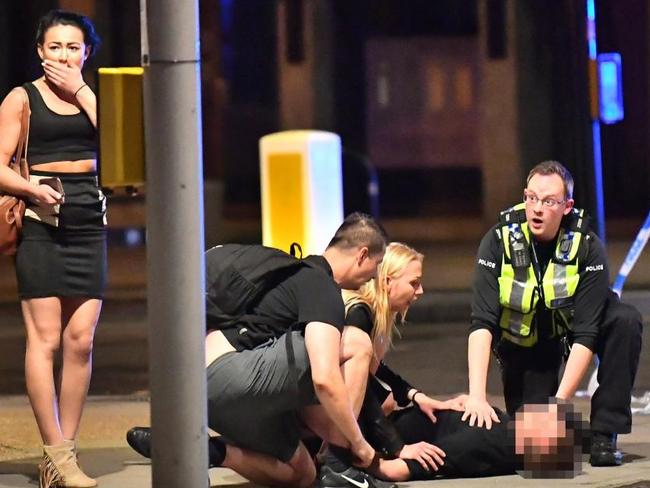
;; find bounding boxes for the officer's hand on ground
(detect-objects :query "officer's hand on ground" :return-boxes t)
[398,441,446,472]
[351,438,376,468]
[461,396,500,429]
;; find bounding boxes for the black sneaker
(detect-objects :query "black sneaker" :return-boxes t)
[126,426,151,459]
[208,436,226,467]
[318,465,397,488]
[126,426,226,468]
[590,432,623,467]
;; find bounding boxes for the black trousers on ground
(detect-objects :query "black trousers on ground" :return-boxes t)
[496,291,643,434]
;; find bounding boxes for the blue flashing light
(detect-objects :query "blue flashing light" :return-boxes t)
[591,121,606,240]
[125,228,144,247]
[588,40,597,59]
[598,53,624,124]
[586,0,597,58]
[587,0,595,21]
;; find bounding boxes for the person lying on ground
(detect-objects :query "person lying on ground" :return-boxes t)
[341,242,588,481]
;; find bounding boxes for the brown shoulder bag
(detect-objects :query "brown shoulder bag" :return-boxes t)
[0,89,30,255]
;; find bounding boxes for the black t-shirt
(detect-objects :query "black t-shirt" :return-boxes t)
[346,303,414,406]
[391,408,518,479]
[469,220,609,351]
[345,303,374,335]
[223,255,345,351]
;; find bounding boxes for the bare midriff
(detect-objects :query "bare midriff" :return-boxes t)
[205,330,236,367]
[32,159,96,173]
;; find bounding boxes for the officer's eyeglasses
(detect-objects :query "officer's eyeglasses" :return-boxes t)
[523,191,566,208]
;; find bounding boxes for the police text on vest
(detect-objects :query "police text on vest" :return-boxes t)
[585,264,604,272]
[478,258,497,269]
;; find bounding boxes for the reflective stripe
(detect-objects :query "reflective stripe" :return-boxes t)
[500,308,537,347]
[542,225,583,308]
[498,263,538,314]
[548,261,568,299]
[554,262,568,296]
[511,266,527,310]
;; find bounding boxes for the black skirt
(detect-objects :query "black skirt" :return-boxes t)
[15,170,107,299]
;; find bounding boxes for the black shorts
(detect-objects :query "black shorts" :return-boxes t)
[15,170,107,299]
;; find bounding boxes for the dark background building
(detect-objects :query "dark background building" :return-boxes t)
[1,0,648,237]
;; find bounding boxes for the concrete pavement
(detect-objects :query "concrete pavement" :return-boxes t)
[1,395,649,488]
[1,316,649,487]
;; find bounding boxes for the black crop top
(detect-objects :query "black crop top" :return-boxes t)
[23,83,96,165]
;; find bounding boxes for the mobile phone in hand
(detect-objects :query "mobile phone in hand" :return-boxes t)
[39,177,65,200]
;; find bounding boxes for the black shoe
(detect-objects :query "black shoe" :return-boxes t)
[318,465,396,488]
[208,436,226,468]
[126,426,152,459]
[590,432,623,467]
[126,426,226,467]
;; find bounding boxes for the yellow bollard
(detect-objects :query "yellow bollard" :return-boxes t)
[259,131,344,255]
[98,67,145,191]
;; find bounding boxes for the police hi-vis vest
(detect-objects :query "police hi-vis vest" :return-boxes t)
[497,203,589,347]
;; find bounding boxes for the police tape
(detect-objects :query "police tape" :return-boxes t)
[632,392,650,415]
[612,209,650,296]
[618,212,650,414]
[578,210,650,404]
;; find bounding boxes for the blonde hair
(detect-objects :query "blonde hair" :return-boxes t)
[343,242,424,353]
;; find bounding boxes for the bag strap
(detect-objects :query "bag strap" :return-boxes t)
[12,89,30,179]
[289,242,303,258]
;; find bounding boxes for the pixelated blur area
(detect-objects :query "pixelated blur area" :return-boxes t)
[512,399,590,479]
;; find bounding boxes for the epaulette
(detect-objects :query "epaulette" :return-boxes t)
[562,207,590,234]
[498,206,527,226]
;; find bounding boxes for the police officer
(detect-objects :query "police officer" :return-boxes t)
[462,160,642,467]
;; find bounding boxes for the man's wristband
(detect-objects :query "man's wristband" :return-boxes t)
[74,84,88,97]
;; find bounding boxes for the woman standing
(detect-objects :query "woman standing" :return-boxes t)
[0,10,105,488]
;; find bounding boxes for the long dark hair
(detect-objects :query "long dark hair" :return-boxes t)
[35,9,101,57]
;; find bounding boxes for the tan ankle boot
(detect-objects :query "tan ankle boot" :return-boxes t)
[39,441,97,488]
[63,439,79,462]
